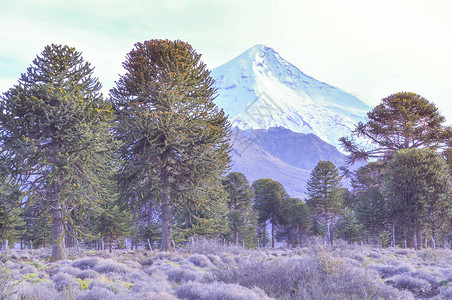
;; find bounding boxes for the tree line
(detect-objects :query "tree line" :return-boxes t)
[0,41,451,261]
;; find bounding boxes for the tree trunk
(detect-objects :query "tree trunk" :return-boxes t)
[4,239,8,255]
[391,222,395,247]
[271,222,275,248]
[324,220,331,245]
[432,227,436,249]
[51,182,65,261]
[262,223,266,247]
[298,225,303,247]
[161,166,172,251]
[416,226,422,250]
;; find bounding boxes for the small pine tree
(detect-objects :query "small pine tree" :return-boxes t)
[306,161,343,245]
[93,205,133,253]
[222,172,256,245]
[0,182,25,253]
[253,178,288,248]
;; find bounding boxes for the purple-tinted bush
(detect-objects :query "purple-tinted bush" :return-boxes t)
[77,286,115,300]
[183,238,246,255]
[72,257,99,270]
[214,253,411,299]
[175,282,271,300]
[187,254,212,268]
[372,263,415,278]
[93,259,132,274]
[387,274,431,294]
[77,269,99,279]
[52,272,77,291]
[166,266,203,284]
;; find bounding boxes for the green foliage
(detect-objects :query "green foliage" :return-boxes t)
[21,202,52,248]
[253,178,288,247]
[378,231,391,247]
[278,198,311,246]
[340,92,452,164]
[306,161,343,244]
[173,179,229,242]
[355,186,388,242]
[384,149,452,247]
[111,39,230,250]
[0,44,114,260]
[336,208,364,243]
[222,172,254,211]
[306,161,343,221]
[0,181,25,246]
[93,204,133,252]
[222,172,257,246]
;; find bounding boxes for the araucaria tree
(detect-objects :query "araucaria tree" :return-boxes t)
[340,92,452,165]
[111,39,230,251]
[306,161,343,245]
[253,178,288,248]
[0,44,114,261]
[384,149,452,249]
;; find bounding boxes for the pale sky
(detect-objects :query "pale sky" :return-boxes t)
[1,0,451,123]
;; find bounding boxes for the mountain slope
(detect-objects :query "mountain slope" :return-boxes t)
[212,44,371,149]
[239,127,346,170]
[230,129,311,198]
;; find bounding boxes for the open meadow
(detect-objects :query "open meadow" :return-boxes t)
[1,239,452,300]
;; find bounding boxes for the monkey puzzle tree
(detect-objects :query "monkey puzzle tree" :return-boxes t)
[0,44,114,260]
[253,178,288,248]
[111,39,230,251]
[340,92,452,165]
[222,172,256,245]
[306,161,343,245]
[384,149,451,249]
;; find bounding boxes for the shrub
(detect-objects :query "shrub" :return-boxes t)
[387,274,431,294]
[166,266,203,284]
[213,252,411,299]
[175,282,271,300]
[72,257,99,270]
[131,279,173,294]
[52,272,77,291]
[0,264,18,299]
[77,286,115,300]
[77,269,99,280]
[182,238,246,255]
[371,263,415,278]
[93,259,132,274]
[187,254,212,268]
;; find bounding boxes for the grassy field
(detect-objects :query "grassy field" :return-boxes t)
[1,239,452,299]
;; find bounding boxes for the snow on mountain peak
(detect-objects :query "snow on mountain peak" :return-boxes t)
[211,45,372,150]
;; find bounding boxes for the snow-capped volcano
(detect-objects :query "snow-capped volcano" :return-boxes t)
[211,44,371,149]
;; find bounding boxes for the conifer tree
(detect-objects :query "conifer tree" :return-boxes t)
[340,92,452,165]
[0,44,114,260]
[111,39,230,251]
[279,198,311,246]
[336,208,364,243]
[222,172,256,245]
[306,161,343,245]
[0,181,24,253]
[384,149,452,249]
[93,205,133,253]
[21,201,52,248]
[355,187,388,245]
[253,178,288,248]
